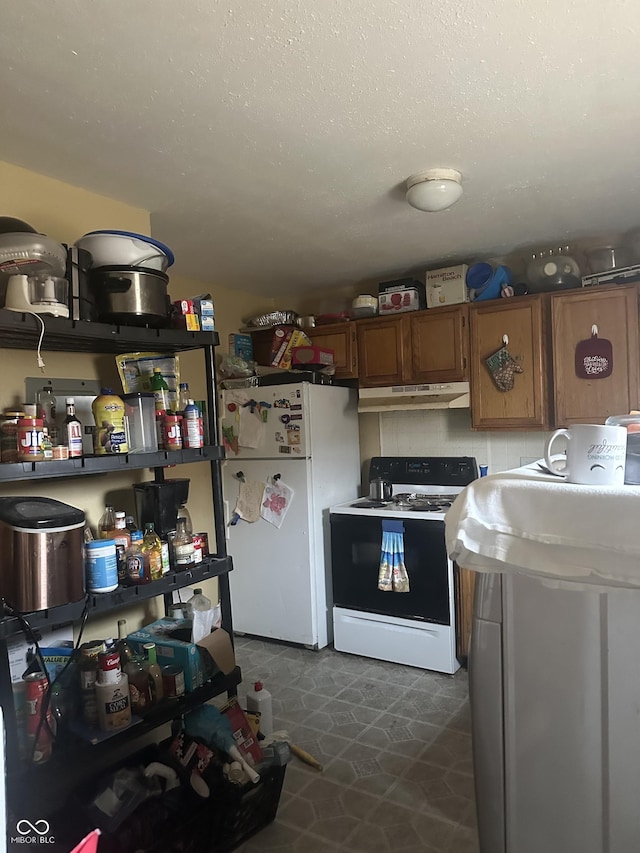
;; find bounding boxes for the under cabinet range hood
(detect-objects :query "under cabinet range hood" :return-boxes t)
[358,382,470,413]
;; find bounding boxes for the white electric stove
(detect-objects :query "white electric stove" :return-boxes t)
[329,456,478,673]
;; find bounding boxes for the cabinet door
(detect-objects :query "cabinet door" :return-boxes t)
[356,316,407,386]
[470,296,550,430]
[307,322,358,378]
[409,306,468,382]
[552,286,640,426]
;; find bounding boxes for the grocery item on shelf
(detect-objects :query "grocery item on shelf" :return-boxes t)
[63,397,83,458]
[92,388,128,455]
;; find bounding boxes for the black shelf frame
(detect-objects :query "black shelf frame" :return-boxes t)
[0,444,225,483]
[0,309,219,353]
[0,316,237,837]
[0,554,234,640]
[8,666,243,817]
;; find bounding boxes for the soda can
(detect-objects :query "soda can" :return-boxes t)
[24,671,53,764]
[161,665,186,700]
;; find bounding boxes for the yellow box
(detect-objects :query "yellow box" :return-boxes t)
[185,313,201,331]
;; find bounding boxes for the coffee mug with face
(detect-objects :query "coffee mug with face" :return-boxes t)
[544,423,627,485]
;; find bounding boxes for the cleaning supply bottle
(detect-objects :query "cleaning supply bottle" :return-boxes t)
[92,388,128,454]
[246,681,273,736]
[182,400,203,449]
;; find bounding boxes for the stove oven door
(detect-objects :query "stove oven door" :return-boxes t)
[330,513,450,624]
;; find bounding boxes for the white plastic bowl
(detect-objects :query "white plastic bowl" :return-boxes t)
[74,230,174,272]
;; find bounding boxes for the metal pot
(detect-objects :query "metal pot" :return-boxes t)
[90,266,170,326]
[369,477,393,502]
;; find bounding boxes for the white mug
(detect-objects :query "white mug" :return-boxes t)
[544,423,627,486]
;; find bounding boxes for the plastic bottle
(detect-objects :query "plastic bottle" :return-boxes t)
[142,643,164,703]
[176,502,193,536]
[124,655,153,715]
[92,388,128,455]
[125,515,137,534]
[186,587,211,616]
[125,530,149,585]
[182,400,203,449]
[173,518,195,570]
[85,539,118,593]
[63,397,83,458]
[111,511,131,584]
[141,522,163,581]
[150,368,170,413]
[177,382,190,414]
[245,681,273,736]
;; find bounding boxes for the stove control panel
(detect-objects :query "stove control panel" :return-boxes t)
[368,456,478,487]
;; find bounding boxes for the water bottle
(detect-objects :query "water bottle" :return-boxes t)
[245,680,273,736]
[182,399,203,449]
[186,587,211,616]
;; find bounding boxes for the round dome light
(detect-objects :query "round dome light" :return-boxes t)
[405,168,463,213]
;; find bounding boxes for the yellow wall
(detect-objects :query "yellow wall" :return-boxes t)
[0,160,265,642]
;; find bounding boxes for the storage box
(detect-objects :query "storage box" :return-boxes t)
[291,345,334,368]
[128,620,236,692]
[194,298,214,316]
[270,328,312,369]
[378,288,424,314]
[229,333,254,361]
[200,315,215,332]
[425,264,469,308]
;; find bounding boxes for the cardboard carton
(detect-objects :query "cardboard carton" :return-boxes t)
[128,619,236,692]
[425,264,469,308]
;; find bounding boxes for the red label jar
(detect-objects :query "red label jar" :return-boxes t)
[163,415,183,451]
[17,417,44,461]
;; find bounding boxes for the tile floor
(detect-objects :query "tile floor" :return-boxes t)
[233,638,479,853]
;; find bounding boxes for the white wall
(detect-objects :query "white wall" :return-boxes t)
[373,408,551,475]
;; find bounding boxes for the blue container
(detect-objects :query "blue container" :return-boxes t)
[85,539,118,593]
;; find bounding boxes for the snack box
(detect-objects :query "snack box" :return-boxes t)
[270,328,311,369]
[291,345,334,368]
[425,264,469,308]
[378,288,424,314]
[128,619,236,692]
[229,333,254,361]
[200,315,215,332]
[194,298,214,316]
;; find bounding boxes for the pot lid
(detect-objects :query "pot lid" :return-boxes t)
[0,497,85,530]
[82,230,175,267]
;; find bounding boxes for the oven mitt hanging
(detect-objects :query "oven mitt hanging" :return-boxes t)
[378,520,410,593]
[485,345,523,392]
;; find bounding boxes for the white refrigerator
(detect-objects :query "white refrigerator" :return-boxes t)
[220,382,360,648]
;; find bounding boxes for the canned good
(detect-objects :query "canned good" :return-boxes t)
[85,539,118,593]
[24,671,53,763]
[161,664,186,700]
[98,649,121,684]
[0,409,24,463]
[52,444,69,460]
[192,532,205,563]
[196,532,209,556]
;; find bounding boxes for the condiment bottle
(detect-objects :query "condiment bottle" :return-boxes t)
[182,400,203,449]
[116,619,135,667]
[63,397,83,458]
[141,522,163,581]
[98,506,116,539]
[112,512,131,584]
[245,680,273,736]
[37,387,58,444]
[142,643,164,704]
[125,530,149,585]
[151,367,170,413]
[92,388,128,455]
[124,655,152,715]
[177,382,190,414]
[173,517,195,570]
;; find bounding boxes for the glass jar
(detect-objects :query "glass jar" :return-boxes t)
[173,517,195,570]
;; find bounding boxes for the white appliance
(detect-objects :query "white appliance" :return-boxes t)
[221,382,360,649]
[329,456,478,673]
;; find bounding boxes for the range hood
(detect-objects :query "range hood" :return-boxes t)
[358,381,470,413]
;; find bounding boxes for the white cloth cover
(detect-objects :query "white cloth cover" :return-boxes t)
[445,461,640,588]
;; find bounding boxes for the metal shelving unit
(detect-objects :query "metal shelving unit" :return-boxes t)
[0,311,236,821]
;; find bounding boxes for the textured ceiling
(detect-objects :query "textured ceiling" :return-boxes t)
[2,0,640,296]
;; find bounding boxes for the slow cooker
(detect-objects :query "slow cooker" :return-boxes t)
[0,497,85,612]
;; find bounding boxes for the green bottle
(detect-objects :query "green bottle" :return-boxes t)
[150,367,170,413]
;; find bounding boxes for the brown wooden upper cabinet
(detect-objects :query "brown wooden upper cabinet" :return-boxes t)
[357,305,468,387]
[469,295,551,430]
[306,321,358,379]
[551,285,640,426]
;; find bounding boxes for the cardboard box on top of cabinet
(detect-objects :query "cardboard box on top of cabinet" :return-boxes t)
[425,264,469,308]
[128,620,236,692]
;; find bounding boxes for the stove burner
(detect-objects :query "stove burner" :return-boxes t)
[351,499,389,509]
[409,501,452,512]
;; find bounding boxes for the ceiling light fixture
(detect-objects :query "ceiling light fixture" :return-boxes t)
[405,168,463,213]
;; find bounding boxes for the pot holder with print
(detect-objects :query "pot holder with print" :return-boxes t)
[485,344,523,392]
